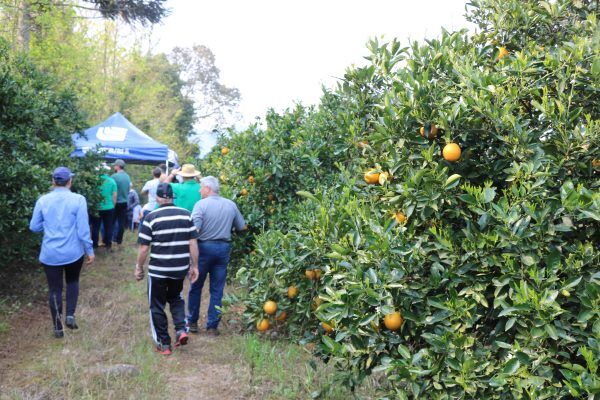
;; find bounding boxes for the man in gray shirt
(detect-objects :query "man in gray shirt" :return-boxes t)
[187,176,247,335]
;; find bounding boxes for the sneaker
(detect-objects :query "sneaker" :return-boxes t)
[206,328,220,337]
[65,316,78,330]
[54,329,64,338]
[155,344,172,355]
[175,331,189,347]
[188,321,198,333]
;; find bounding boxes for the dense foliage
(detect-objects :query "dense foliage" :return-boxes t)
[201,0,600,398]
[0,39,100,266]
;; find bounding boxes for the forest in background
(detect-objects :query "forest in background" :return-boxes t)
[0,0,239,265]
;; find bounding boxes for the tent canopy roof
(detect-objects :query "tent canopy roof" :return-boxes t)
[71,112,171,164]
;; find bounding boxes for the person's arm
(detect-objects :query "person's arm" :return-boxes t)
[188,239,198,283]
[232,205,248,232]
[136,217,153,280]
[135,245,149,281]
[112,191,117,206]
[29,199,44,232]
[165,168,180,183]
[76,196,95,265]
[191,202,204,232]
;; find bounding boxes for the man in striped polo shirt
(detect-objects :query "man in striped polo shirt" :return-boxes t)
[135,183,199,355]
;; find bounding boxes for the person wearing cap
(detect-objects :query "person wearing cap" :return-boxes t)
[111,159,131,245]
[29,167,95,338]
[135,182,200,355]
[90,170,117,250]
[165,164,202,212]
[187,176,247,336]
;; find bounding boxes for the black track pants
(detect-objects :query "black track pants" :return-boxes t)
[147,276,186,346]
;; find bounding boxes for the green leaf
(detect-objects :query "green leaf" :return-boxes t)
[444,174,461,188]
[545,324,558,340]
[503,358,521,375]
[296,190,317,201]
[482,187,496,203]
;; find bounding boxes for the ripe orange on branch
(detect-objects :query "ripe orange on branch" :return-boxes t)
[275,311,287,321]
[394,212,407,224]
[384,312,403,331]
[257,318,270,332]
[305,270,316,280]
[263,300,278,315]
[287,286,298,299]
[364,169,380,184]
[322,322,334,334]
[248,175,254,184]
[443,143,462,162]
[221,147,230,155]
[240,188,249,196]
[419,122,438,140]
[497,46,509,60]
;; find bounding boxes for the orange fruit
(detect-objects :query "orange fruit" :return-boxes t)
[313,269,321,280]
[263,300,277,315]
[497,47,509,60]
[240,188,249,196]
[305,270,315,280]
[275,311,287,321]
[364,169,380,184]
[257,318,270,332]
[219,174,227,182]
[312,297,322,310]
[287,286,298,299]
[267,193,275,201]
[221,147,230,155]
[395,212,407,224]
[443,143,461,162]
[592,159,600,168]
[384,312,403,331]
[321,322,334,334]
[268,207,275,214]
[419,123,438,140]
[248,175,255,184]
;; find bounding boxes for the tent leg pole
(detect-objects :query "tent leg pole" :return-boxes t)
[166,158,169,175]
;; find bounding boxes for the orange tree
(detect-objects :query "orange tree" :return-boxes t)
[203,0,599,398]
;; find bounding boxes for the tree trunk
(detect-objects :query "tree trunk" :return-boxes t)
[16,0,31,50]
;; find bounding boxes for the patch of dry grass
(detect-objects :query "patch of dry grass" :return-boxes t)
[0,235,376,400]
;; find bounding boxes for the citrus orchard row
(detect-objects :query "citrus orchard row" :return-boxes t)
[201,1,599,398]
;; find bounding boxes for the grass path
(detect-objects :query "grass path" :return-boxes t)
[0,237,370,400]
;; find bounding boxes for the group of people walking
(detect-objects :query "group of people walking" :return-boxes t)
[29,160,246,354]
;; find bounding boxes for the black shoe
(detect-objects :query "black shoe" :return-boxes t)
[65,316,78,330]
[188,321,198,333]
[206,328,220,337]
[54,329,64,338]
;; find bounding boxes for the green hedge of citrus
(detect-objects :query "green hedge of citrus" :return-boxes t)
[202,1,599,397]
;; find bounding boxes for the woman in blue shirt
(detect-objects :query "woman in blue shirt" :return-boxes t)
[29,167,95,338]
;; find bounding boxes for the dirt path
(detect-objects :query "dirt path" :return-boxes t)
[0,238,361,400]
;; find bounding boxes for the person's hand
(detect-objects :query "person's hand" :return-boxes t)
[135,264,144,281]
[189,266,199,283]
[86,255,95,265]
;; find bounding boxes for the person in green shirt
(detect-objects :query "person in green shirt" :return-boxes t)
[91,173,117,250]
[111,159,131,245]
[166,164,201,212]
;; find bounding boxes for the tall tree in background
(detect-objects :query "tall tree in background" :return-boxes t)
[1,0,168,50]
[170,45,241,129]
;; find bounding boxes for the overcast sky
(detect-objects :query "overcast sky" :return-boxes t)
[153,1,471,126]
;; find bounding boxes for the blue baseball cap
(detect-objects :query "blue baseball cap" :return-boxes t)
[52,167,74,184]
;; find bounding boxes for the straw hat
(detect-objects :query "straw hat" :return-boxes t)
[177,164,201,178]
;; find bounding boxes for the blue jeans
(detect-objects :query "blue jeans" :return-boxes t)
[187,240,230,329]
